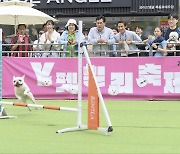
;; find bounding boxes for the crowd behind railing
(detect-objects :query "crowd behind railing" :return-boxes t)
[1,13,180,57]
[2,42,180,57]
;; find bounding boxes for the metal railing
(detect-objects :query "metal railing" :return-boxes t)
[2,42,180,57]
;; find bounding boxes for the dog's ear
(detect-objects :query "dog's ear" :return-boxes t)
[22,75,25,79]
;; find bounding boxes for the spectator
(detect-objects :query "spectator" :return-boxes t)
[148,27,167,57]
[112,28,118,35]
[83,31,89,42]
[32,30,44,57]
[135,26,148,56]
[88,15,115,56]
[11,23,32,57]
[110,27,119,57]
[2,31,11,56]
[83,31,92,52]
[114,21,142,57]
[42,23,47,33]
[56,26,65,53]
[58,19,85,57]
[56,26,65,36]
[163,13,180,56]
[39,20,60,57]
[30,27,38,42]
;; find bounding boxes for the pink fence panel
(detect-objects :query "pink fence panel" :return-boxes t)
[2,57,180,100]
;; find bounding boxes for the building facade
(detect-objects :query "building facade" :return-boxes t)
[34,0,179,34]
[0,0,179,37]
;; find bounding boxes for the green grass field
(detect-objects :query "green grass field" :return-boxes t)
[0,99,180,154]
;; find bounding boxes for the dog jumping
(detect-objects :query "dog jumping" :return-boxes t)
[13,75,36,111]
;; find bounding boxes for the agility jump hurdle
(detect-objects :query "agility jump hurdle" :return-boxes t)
[0,22,113,135]
[0,102,78,112]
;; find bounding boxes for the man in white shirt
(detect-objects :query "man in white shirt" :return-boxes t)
[114,21,142,57]
[88,15,115,56]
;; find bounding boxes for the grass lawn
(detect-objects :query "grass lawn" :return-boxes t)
[0,99,180,154]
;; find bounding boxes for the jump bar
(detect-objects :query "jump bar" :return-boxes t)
[0,102,78,112]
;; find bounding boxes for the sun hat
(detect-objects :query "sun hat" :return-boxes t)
[65,19,78,28]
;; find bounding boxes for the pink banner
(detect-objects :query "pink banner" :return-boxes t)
[2,57,180,100]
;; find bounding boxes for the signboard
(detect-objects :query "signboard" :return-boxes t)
[0,0,131,8]
[0,0,177,15]
[2,57,180,100]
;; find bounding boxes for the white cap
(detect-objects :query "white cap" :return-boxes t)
[65,19,78,28]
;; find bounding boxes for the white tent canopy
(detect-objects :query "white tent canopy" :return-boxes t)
[0,0,58,32]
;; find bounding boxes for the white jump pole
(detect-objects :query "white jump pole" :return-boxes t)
[56,21,88,133]
[0,102,78,112]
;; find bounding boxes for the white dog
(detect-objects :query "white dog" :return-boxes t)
[13,75,36,111]
[167,31,179,50]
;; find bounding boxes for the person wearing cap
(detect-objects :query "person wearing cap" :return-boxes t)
[58,19,85,57]
[88,15,115,56]
[11,23,32,57]
[39,20,60,57]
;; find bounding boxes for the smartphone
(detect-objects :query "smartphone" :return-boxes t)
[19,35,24,42]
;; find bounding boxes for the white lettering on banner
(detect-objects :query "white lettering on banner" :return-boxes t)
[173,73,180,93]
[108,73,133,95]
[90,96,95,119]
[138,64,161,86]
[83,64,105,87]
[29,61,180,95]
[56,72,78,94]
[46,0,111,4]
[164,72,180,93]
[30,62,54,86]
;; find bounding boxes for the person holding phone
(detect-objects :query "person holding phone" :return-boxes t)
[11,23,32,57]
